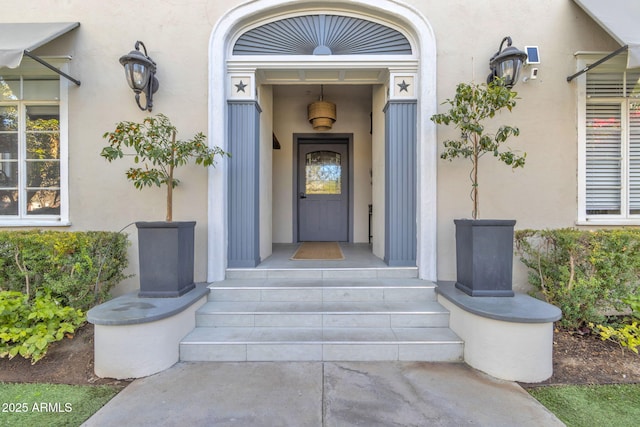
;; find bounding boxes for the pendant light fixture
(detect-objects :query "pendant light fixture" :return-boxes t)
[307,85,336,131]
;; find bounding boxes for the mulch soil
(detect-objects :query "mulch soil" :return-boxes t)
[0,323,638,388]
[520,327,639,388]
[0,323,130,388]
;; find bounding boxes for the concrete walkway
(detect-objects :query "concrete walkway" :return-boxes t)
[83,362,564,427]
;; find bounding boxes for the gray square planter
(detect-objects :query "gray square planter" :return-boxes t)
[454,219,516,297]
[136,221,196,298]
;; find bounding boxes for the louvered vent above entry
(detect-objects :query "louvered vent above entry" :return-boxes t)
[233,14,412,55]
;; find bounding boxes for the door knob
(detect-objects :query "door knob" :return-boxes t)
[299,192,307,199]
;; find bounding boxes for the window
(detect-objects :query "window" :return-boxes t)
[0,59,68,225]
[305,151,342,194]
[578,54,640,223]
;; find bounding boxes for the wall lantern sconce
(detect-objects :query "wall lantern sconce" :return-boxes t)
[119,41,159,111]
[307,85,336,131]
[487,36,527,89]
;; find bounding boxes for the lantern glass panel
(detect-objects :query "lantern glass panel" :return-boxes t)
[124,62,149,91]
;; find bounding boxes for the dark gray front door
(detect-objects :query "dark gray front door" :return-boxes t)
[298,143,348,241]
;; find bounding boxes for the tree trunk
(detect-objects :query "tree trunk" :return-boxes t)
[472,137,479,220]
[166,132,176,222]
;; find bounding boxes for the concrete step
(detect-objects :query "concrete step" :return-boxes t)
[180,277,463,363]
[180,327,464,362]
[208,278,436,303]
[195,301,450,328]
[225,267,418,280]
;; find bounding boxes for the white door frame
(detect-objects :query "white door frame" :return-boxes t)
[207,0,438,281]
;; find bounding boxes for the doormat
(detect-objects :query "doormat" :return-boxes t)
[291,242,345,260]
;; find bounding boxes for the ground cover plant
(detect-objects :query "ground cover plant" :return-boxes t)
[528,384,640,427]
[0,382,120,427]
[0,291,85,363]
[592,294,640,354]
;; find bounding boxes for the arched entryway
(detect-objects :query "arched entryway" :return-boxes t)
[207,0,438,281]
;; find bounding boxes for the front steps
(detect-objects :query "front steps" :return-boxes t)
[180,269,464,362]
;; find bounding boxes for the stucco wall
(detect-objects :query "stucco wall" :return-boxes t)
[418,0,619,290]
[259,85,274,261]
[0,0,623,294]
[371,84,387,259]
[2,0,243,294]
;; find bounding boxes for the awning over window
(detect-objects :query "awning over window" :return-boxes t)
[573,0,640,69]
[0,22,81,85]
[0,22,80,68]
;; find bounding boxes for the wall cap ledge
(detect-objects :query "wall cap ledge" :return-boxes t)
[436,281,561,324]
[87,283,209,326]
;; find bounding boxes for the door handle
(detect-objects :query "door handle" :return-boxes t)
[299,192,307,199]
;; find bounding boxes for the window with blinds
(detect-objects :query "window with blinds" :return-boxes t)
[585,67,640,219]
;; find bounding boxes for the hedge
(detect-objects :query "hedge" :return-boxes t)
[0,230,129,311]
[515,228,640,329]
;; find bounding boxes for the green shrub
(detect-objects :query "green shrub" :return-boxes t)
[515,228,640,329]
[0,291,86,364]
[0,231,129,311]
[593,295,640,354]
[624,294,640,318]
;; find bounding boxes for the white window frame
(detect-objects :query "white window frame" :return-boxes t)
[0,58,69,226]
[577,53,640,225]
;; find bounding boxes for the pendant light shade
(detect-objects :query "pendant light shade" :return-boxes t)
[308,86,336,130]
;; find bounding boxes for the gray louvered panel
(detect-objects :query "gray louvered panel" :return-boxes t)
[228,101,261,268]
[384,101,417,267]
[233,15,412,55]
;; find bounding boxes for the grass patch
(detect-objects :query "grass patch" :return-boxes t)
[0,382,121,427]
[528,383,640,427]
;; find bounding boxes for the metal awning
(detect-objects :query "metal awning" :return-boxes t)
[569,0,640,82]
[0,22,81,85]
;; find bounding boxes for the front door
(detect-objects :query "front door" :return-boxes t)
[298,142,348,241]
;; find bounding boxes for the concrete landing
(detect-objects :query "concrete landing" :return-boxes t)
[83,362,564,427]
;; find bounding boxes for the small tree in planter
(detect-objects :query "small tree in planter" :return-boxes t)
[101,113,229,222]
[430,80,526,296]
[101,114,229,297]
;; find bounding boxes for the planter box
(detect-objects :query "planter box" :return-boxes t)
[136,221,196,298]
[454,219,516,297]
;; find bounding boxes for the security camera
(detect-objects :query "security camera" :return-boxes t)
[523,68,539,83]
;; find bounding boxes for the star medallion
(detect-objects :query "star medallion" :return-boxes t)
[235,80,247,93]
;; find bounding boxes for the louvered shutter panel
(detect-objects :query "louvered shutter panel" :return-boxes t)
[625,70,640,97]
[587,72,624,97]
[585,103,622,214]
[630,102,640,214]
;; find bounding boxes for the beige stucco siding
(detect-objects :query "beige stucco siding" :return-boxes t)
[0,0,625,294]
